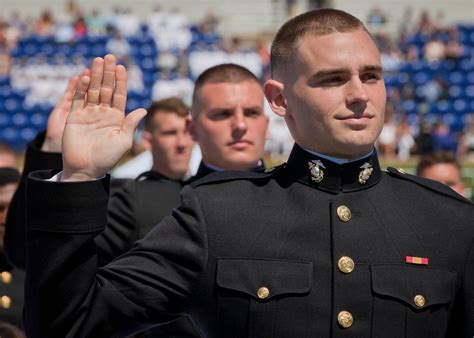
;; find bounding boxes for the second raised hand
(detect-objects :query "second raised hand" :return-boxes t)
[61,54,147,182]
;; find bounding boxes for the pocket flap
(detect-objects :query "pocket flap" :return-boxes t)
[216,258,313,301]
[371,265,457,309]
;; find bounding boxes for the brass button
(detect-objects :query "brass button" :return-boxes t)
[1,271,12,284]
[414,294,425,308]
[336,205,351,222]
[337,310,353,328]
[338,256,355,274]
[257,287,270,300]
[0,296,11,309]
[397,168,406,174]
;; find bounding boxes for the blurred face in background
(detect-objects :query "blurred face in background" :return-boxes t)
[419,163,465,196]
[190,80,268,170]
[143,110,194,180]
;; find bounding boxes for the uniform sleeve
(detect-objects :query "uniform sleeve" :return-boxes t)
[4,131,62,269]
[24,171,209,338]
[95,182,138,266]
[447,238,474,336]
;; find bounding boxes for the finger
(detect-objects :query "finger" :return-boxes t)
[61,76,80,106]
[70,75,90,112]
[82,68,91,77]
[123,108,147,138]
[100,54,116,107]
[86,57,104,106]
[112,64,127,113]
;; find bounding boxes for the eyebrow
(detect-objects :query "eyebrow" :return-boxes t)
[312,65,383,78]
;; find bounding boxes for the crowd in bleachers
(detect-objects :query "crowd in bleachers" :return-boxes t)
[368,7,474,160]
[0,4,473,162]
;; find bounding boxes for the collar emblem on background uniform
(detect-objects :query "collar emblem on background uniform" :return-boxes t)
[308,160,325,182]
[358,163,373,184]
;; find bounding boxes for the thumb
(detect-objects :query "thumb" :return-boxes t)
[123,108,147,137]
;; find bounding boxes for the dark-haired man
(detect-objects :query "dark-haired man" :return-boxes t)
[416,151,466,197]
[24,9,472,337]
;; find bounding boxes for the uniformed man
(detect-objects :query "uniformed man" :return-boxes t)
[8,64,268,336]
[416,151,466,197]
[24,9,473,337]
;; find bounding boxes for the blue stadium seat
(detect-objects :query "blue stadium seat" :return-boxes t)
[30,113,47,128]
[430,100,452,114]
[452,99,469,114]
[401,100,417,114]
[11,113,28,127]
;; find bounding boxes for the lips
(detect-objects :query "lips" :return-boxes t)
[336,113,374,120]
[228,140,253,150]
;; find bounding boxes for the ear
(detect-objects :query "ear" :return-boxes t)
[141,130,152,150]
[264,79,287,117]
[186,115,199,142]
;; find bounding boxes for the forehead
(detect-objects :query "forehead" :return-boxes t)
[294,29,381,73]
[151,110,186,127]
[197,81,264,108]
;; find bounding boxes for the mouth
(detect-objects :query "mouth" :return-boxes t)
[228,140,253,150]
[336,113,374,120]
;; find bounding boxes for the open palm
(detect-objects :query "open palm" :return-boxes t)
[62,55,146,181]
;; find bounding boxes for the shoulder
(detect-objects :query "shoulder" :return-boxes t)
[190,164,284,188]
[385,167,472,205]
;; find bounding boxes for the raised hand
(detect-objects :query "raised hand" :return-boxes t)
[61,54,147,181]
[41,70,90,152]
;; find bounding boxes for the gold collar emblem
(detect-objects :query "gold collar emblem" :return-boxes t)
[308,160,325,182]
[359,163,373,184]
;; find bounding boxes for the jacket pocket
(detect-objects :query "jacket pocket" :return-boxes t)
[370,264,457,338]
[216,257,312,338]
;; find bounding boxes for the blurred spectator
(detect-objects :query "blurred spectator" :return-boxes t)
[424,36,446,62]
[35,9,55,36]
[0,322,25,338]
[0,144,16,169]
[105,29,131,60]
[148,7,191,50]
[445,26,464,60]
[366,6,387,30]
[397,117,415,160]
[433,122,458,153]
[459,120,474,158]
[377,105,397,159]
[418,76,449,102]
[85,9,107,36]
[114,7,140,37]
[416,151,465,196]
[73,16,88,39]
[415,121,435,155]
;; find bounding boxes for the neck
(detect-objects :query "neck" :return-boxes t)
[151,164,186,180]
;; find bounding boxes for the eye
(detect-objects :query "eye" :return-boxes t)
[362,72,381,83]
[245,109,262,117]
[322,76,344,85]
[210,110,232,120]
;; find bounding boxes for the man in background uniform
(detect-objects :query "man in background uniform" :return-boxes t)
[416,151,466,197]
[24,9,473,337]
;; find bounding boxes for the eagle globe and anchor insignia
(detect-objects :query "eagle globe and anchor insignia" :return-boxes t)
[308,160,325,182]
[358,162,373,184]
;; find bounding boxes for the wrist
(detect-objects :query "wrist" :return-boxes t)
[61,170,99,182]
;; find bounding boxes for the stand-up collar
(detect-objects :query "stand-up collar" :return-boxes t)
[284,144,382,193]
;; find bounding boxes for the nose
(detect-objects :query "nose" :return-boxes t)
[176,131,189,150]
[231,110,248,137]
[346,77,369,105]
